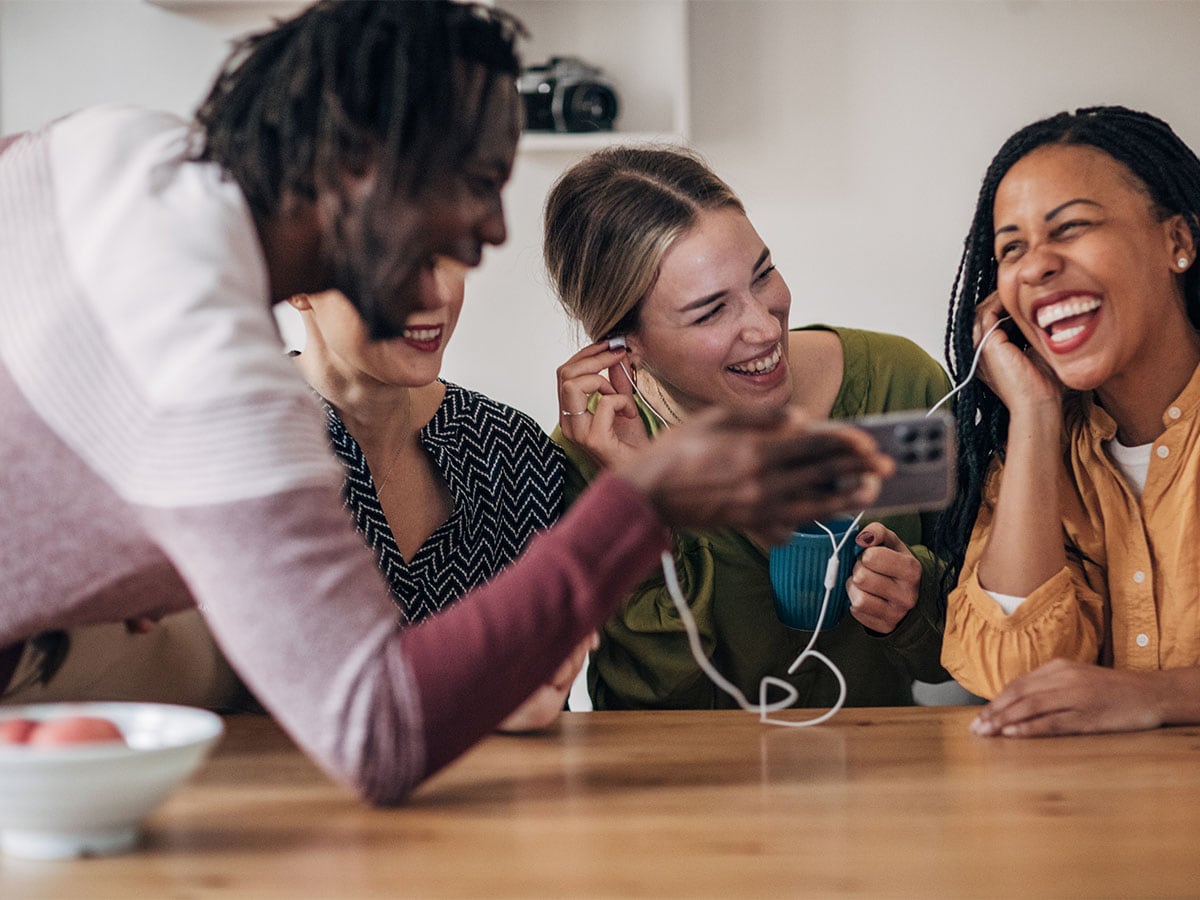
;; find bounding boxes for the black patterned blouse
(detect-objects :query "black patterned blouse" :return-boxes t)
[325,382,565,624]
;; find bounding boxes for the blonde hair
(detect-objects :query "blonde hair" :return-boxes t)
[543,145,744,341]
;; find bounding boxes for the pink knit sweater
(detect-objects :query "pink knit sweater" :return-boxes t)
[0,108,669,803]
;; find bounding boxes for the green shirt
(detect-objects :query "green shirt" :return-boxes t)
[553,326,954,710]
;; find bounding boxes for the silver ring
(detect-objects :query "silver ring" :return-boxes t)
[561,409,589,417]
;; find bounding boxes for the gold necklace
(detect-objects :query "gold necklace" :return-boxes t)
[372,443,405,495]
[653,379,684,425]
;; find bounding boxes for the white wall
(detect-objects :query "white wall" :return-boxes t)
[4,0,1200,431]
[686,0,1200,386]
[445,0,1200,429]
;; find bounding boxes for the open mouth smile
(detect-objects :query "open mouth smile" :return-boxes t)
[403,326,443,342]
[1035,294,1101,346]
[727,343,783,376]
[401,325,444,351]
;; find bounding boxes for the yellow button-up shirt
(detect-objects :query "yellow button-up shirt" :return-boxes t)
[942,364,1200,698]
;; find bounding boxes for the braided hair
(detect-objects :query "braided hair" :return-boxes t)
[933,105,1200,600]
[192,1,523,336]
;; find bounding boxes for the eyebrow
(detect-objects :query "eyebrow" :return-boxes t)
[994,198,1103,238]
[679,247,772,312]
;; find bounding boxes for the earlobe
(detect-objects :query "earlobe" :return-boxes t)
[624,341,642,377]
[1167,215,1195,272]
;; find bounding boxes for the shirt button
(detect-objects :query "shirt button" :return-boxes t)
[1156,445,1170,459]
[1136,633,1150,648]
[1168,406,1182,420]
[1133,570,1146,584]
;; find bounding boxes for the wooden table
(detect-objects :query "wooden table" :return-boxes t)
[3,707,1199,898]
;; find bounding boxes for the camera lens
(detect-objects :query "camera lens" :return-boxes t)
[562,83,619,132]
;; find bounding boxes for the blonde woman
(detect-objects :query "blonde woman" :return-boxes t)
[546,146,953,710]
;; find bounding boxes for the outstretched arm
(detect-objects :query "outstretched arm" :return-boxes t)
[147,407,891,804]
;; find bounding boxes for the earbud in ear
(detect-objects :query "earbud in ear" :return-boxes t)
[607,334,627,351]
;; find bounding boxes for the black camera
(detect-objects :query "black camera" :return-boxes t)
[517,57,619,133]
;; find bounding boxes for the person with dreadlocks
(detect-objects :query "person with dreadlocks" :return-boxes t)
[0,1,891,804]
[936,106,1200,738]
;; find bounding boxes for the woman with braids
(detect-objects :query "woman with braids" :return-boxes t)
[547,146,952,711]
[937,106,1200,737]
[0,1,891,804]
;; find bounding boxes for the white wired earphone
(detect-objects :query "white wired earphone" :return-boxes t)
[607,315,1011,728]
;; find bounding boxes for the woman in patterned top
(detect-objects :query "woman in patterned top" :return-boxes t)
[289,259,588,731]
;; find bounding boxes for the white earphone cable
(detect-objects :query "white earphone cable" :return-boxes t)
[635,317,1007,727]
[927,316,1012,415]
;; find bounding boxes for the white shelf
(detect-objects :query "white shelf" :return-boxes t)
[146,0,305,15]
[519,129,687,153]
[145,0,692,154]
[499,0,690,152]
[144,0,307,30]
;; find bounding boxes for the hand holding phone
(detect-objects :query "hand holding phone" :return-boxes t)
[849,409,955,516]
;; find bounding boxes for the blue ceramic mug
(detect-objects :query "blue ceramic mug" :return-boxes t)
[769,519,863,631]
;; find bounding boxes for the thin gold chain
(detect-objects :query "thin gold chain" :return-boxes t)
[373,443,405,495]
[653,379,684,425]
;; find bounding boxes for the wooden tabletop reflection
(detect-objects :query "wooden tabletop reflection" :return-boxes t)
[4,706,1199,898]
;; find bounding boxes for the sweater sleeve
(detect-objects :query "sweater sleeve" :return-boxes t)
[140,470,669,804]
[8,108,675,804]
[872,539,952,684]
[838,327,955,684]
[550,427,724,707]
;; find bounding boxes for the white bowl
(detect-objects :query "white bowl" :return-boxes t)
[0,701,224,859]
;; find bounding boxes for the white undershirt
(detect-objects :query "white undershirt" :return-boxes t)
[1105,436,1152,497]
[985,435,1151,616]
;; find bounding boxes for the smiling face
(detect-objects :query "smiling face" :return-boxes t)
[992,143,1194,393]
[630,207,793,414]
[415,65,519,272]
[324,65,518,340]
[297,259,466,391]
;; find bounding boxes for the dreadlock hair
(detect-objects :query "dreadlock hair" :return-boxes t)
[932,105,1200,602]
[194,0,522,217]
[192,0,523,336]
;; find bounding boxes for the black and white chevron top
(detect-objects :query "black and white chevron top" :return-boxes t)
[325,382,565,624]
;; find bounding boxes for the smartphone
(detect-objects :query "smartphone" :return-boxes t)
[850,409,956,516]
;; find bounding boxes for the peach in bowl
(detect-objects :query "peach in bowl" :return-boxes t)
[0,701,223,859]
